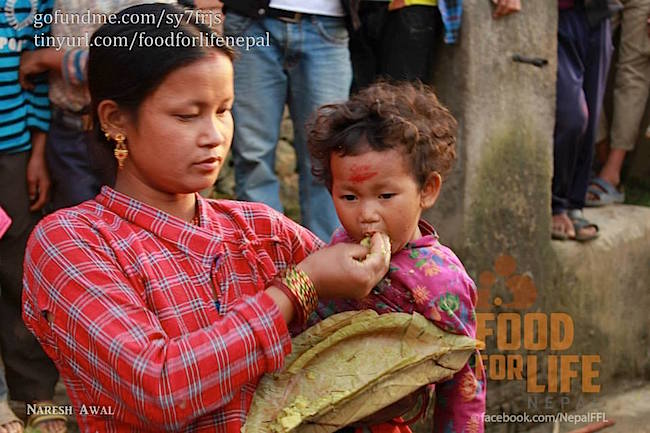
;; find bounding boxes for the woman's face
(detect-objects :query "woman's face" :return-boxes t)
[119,52,234,195]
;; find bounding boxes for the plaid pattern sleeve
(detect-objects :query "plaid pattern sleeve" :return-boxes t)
[22,187,323,433]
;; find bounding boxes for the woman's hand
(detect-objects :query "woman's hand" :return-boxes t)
[298,232,391,300]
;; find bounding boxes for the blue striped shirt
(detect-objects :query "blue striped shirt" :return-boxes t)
[0,0,52,153]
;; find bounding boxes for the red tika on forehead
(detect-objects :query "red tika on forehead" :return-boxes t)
[347,164,378,183]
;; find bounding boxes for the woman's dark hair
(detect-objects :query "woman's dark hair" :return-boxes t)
[307,81,457,190]
[88,3,234,176]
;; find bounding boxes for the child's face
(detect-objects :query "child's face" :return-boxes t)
[330,147,440,253]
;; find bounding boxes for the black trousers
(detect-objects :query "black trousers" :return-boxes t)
[350,3,442,92]
[0,151,59,401]
[552,8,612,214]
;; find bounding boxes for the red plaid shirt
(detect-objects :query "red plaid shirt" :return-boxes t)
[23,186,323,433]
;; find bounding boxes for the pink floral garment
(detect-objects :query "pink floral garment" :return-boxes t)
[310,220,486,433]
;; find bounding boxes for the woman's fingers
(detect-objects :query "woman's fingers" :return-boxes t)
[297,233,391,300]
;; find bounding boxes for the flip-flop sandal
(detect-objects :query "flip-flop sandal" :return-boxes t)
[585,177,625,207]
[568,210,599,242]
[0,400,23,431]
[26,401,67,433]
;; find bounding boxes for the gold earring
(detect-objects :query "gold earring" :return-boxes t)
[113,133,128,169]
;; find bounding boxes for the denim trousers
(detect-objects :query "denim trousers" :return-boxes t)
[0,361,7,401]
[224,12,352,241]
[46,112,110,211]
[552,9,612,214]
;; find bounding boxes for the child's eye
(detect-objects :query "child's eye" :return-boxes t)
[340,195,357,201]
[216,107,232,116]
[379,193,396,199]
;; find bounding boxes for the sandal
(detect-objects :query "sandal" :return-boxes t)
[585,177,625,207]
[0,400,23,433]
[567,209,599,242]
[25,402,66,433]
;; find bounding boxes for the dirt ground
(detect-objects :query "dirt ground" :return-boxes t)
[526,380,650,433]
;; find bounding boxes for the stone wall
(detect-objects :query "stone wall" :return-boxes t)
[420,1,650,432]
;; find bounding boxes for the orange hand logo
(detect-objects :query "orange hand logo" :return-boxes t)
[477,254,537,311]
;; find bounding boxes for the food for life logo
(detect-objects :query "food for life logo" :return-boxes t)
[474,255,601,395]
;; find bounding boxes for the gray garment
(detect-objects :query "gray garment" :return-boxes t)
[609,0,650,150]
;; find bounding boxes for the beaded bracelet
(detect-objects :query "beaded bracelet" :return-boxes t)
[274,266,318,324]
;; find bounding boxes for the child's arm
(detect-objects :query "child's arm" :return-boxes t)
[19,48,64,90]
[22,1,53,211]
[20,47,88,91]
[26,130,50,211]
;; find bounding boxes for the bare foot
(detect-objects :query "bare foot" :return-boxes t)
[574,223,598,240]
[34,419,66,433]
[552,213,575,239]
[0,420,23,433]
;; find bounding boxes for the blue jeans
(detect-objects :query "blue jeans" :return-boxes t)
[0,361,7,401]
[224,12,352,241]
[46,112,109,210]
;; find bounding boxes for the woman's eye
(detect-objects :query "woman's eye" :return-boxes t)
[175,113,197,121]
[341,195,357,201]
[216,107,232,116]
[379,193,396,199]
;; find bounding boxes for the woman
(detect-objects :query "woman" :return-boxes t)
[22,4,390,433]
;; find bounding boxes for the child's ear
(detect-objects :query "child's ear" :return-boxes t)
[420,172,442,208]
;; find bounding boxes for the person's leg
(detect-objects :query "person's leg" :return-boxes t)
[0,360,23,433]
[349,1,388,92]
[379,5,441,83]
[225,14,288,211]
[0,152,60,430]
[380,5,441,83]
[569,16,613,213]
[601,0,650,186]
[46,117,104,210]
[552,9,590,238]
[287,15,352,241]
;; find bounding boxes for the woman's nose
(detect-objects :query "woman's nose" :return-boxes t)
[200,117,228,147]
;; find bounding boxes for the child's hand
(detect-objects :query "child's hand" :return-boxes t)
[298,232,391,300]
[19,49,58,90]
[26,149,50,211]
[19,51,41,90]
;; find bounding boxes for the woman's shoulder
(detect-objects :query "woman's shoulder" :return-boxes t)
[205,198,314,238]
[30,199,116,247]
[206,198,280,218]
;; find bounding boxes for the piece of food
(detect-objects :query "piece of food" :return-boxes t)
[243,311,482,433]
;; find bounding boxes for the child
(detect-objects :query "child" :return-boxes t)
[307,81,486,433]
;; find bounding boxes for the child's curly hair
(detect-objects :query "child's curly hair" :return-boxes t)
[307,81,457,190]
